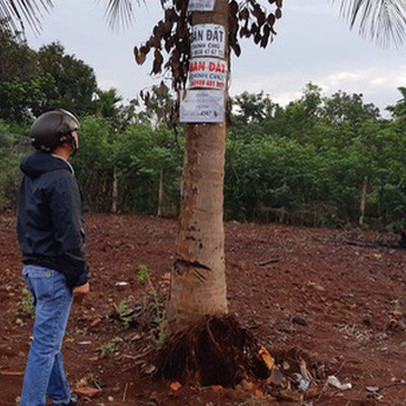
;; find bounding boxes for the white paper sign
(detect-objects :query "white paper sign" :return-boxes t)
[191,24,225,58]
[189,58,228,90]
[180,90,224,123]
[188,0,216,12]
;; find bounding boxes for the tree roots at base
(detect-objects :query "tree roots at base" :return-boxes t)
[155,315,271,387]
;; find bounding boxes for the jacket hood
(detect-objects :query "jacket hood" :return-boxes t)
[20,151,73,178]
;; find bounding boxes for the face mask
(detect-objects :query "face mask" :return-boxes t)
[61,132,79,157]
[70,136,79,157]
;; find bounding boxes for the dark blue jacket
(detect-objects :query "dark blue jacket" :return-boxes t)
[17,151,90,288]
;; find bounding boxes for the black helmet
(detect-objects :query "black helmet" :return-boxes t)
[31,109,80,152]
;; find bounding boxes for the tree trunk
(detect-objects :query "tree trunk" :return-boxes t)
[157,168,164,217]
[166,0,229,333]
[359,176,368,226]
[112,167,118,213]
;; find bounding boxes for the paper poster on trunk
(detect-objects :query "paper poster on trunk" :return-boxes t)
[188,0,216,12]
[180,90,224,123]
[189,58,228,90]
[191,24,226,58]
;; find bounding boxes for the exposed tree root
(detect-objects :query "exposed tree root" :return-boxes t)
[343,238,406,250]
[155,315,271,387]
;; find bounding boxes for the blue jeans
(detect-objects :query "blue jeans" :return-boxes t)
[20,265,73,406]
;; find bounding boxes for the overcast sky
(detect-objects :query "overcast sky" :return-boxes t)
[26,0,405,116]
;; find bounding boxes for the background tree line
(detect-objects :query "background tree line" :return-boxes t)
[1,28,406,231]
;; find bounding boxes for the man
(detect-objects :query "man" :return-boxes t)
[17,109,90,406]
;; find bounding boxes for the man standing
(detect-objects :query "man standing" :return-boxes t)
[17,109,90,406]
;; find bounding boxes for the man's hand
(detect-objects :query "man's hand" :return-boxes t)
[73,282,90,295]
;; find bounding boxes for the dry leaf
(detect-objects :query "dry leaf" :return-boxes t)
[170,381,182,391]
[255,389,264,398]
[73,387,101,398]
[259,345,275,370]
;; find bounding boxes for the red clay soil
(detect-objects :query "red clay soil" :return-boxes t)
[1,212,406,405]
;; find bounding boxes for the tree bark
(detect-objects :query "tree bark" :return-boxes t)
[359,176,368,226]
[112,167,118,213]
[166,0,229,333]
[157,168,164,217]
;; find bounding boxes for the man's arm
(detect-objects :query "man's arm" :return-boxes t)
[48,171,90,289]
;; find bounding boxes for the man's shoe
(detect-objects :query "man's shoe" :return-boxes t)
[51,395,78,405]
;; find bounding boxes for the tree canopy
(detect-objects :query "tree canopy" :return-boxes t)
[2,78,406,232]
[0,29,98,121]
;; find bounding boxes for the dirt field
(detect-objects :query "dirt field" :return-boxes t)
[1,213,406,405]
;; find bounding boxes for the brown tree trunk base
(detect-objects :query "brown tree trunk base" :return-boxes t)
[155,315,271,387]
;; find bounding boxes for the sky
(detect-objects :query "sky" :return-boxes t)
[26,0,406,116]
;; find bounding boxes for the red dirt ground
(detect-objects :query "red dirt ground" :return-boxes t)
[1,212,406,405]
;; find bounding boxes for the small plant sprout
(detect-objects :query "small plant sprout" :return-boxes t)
[118,296,135,314]
[138,264,166,341]
[391,299,403,316]
[18,287,34,316]
[97,337,124,356]
[393,299,402,307]
[117,296,135,329]
[138,264,148,282]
